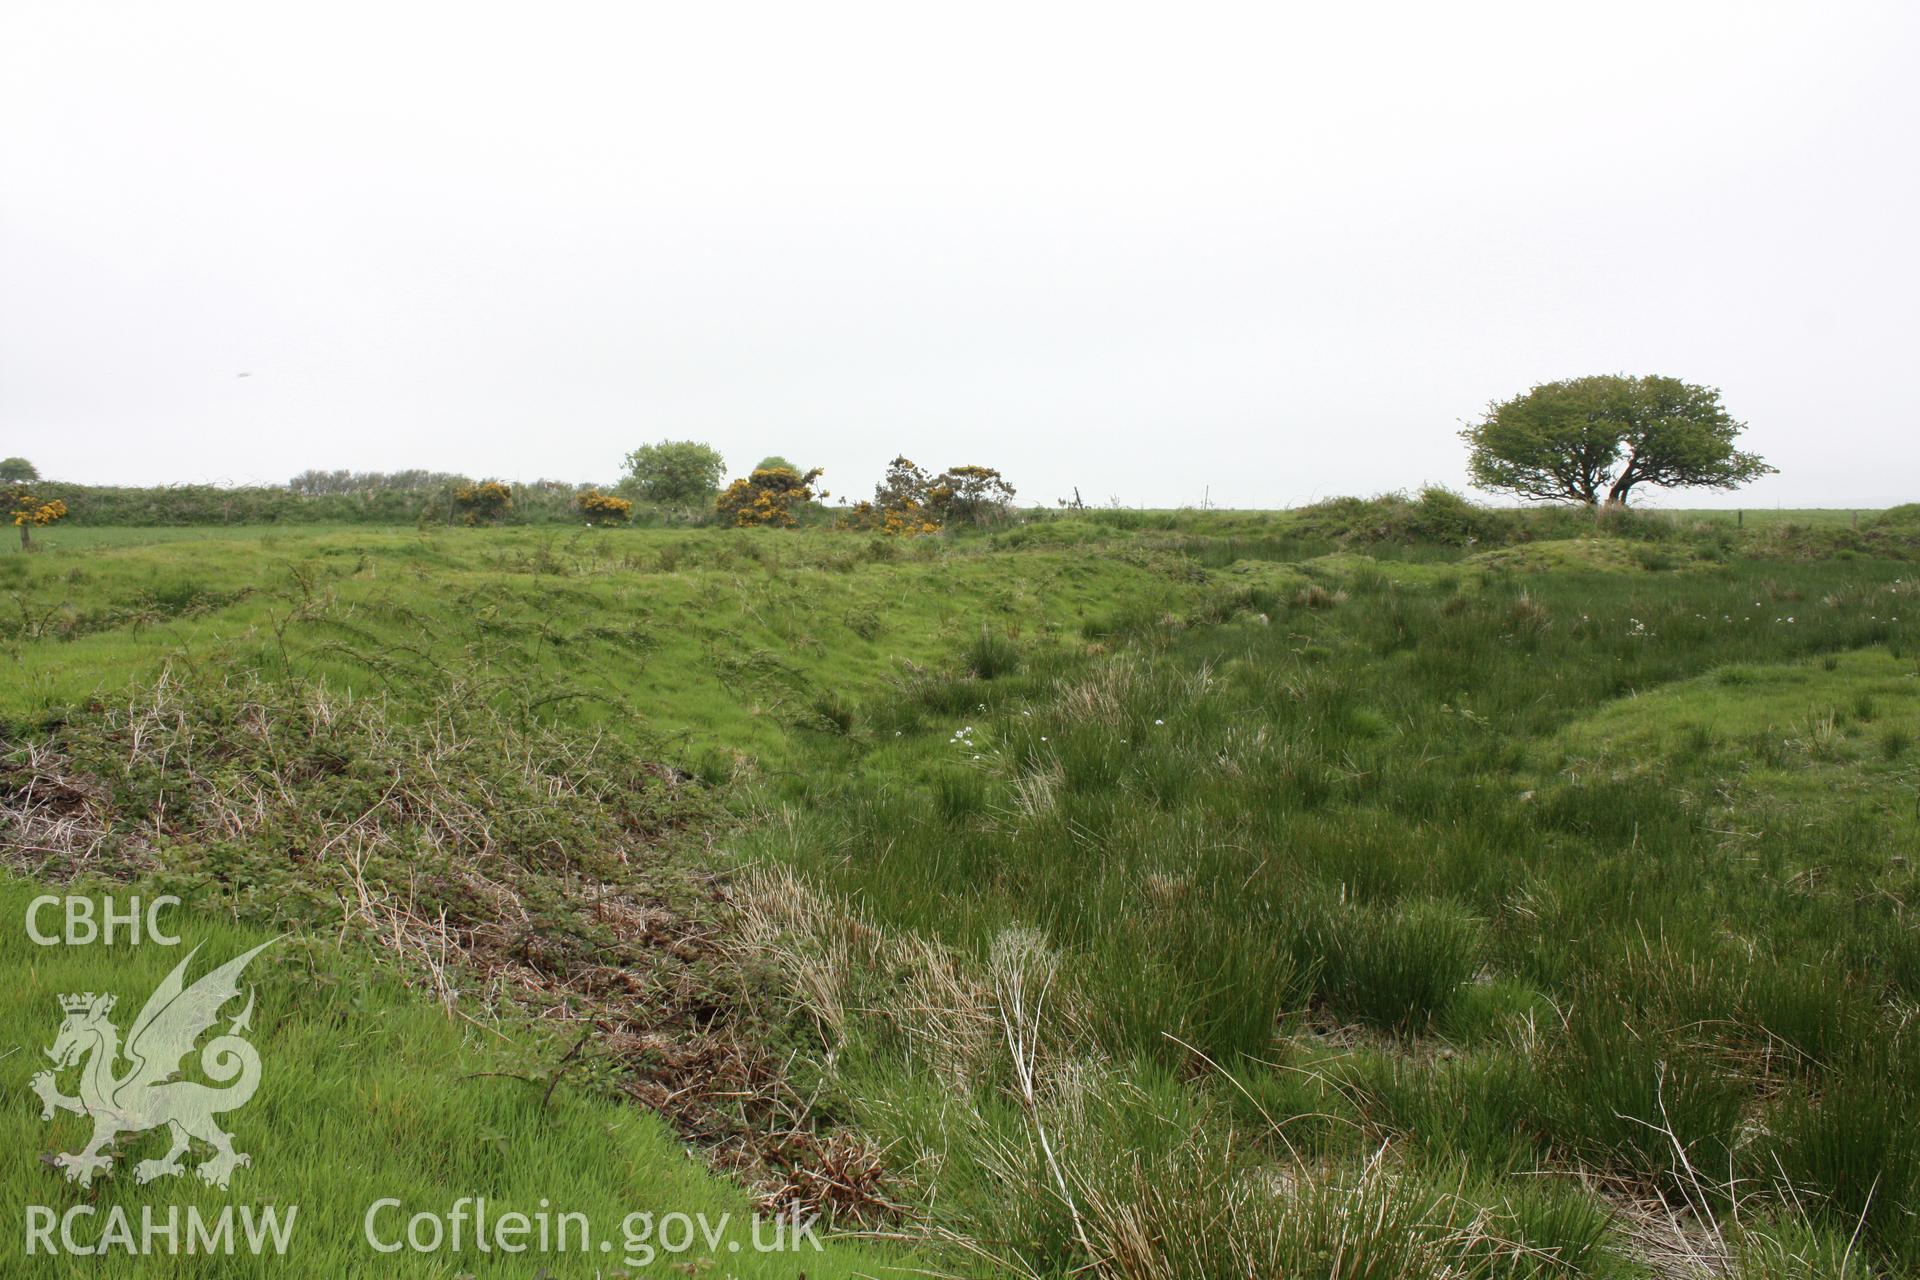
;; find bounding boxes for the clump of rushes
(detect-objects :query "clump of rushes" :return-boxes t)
[1301,897,1487,1030]
[962,626,1021,679]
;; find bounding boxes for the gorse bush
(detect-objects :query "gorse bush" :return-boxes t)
[5,486,67,549]
[576,487,633,523]
[453,478,513,524]
[838,496,941,536]
[839,457,1017,534]
[715,466,825,527]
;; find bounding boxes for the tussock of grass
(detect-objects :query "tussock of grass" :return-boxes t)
[1302,897,1487,1030]
[962,626,1023,679]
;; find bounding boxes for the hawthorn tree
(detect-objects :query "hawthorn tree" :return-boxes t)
[1463,375,1773,506]
[623,441,726,504]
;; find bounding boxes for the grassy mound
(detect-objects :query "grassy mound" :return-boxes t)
[0,664,923,1259]
[1868,502,1920,532]
[0,526,1196,766]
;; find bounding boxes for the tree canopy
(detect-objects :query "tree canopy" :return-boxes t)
[1462,375,1773,506]
[623,441,726,504]
[0,457,40,484]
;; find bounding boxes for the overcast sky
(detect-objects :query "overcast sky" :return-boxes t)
[2,2,1914,508]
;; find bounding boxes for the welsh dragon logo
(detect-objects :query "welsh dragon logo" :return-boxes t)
[31,941,273,1189]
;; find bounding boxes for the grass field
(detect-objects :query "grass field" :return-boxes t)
[3,506,1918,1277]
[1659,508,1884,528]
[0,524,1201,767]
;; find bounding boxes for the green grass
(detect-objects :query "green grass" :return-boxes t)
[1663,507,1882,527]
[0,525,1200,766]
[734,539,1920,1273]
[1466,536,1703,574]
[0,882,907,1278]
[5,514,1919,1277]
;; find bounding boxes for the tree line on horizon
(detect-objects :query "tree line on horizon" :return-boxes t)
[5,374,1784,534]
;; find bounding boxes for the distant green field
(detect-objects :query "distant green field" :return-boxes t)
[16,524,309,551]
[1660,506,1882,527]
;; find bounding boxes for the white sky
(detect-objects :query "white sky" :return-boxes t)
[2,2,1915,508]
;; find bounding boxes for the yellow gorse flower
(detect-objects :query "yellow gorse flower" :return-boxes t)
[715,467,822,527]
[9,495,67,527]
[578,489,633,523]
